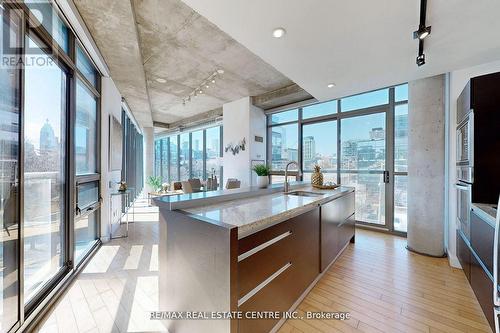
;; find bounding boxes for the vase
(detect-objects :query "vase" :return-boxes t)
[256,176,269,188]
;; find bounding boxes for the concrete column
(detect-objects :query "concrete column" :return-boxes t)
[143,126,154,193]
[407,74,446,257]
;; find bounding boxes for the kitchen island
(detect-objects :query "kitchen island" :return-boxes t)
[153,183,355,333]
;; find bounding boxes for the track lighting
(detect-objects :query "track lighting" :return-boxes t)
[413,25,431,40]
[182,69,224,106]
[416,53,425,66]
[413,0,431,67]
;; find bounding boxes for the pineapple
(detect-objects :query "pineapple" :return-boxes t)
[311,164,323,187]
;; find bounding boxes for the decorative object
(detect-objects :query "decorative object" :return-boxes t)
[252,164,270,188]
[118,181,127,192]
[312,183,339,190]
[181,69,225,106]
[311,164,324,187]
[224,137,246,155]
[146,176,163,193]
[109,115,123,171]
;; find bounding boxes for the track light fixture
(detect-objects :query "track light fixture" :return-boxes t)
[181,69,224,106]
[413,25,431,40]
[414,0,431,67]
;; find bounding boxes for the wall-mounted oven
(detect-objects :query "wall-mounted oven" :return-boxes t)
[456,182,472,239]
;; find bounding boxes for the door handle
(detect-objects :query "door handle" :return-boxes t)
[383,171,390,183]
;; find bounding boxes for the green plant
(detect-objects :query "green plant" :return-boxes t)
[252,164,270,176]
[147,176,162,192]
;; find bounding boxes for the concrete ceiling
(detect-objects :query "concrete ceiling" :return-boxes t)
[73,0,294,127]
[181,0,500,103]
[74,0,153,127]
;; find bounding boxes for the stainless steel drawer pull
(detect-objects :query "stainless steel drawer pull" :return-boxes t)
[238,262,292,307]
[238,231,292,262]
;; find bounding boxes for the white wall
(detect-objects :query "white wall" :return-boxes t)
[447,60,500,267]
[100,77,123,241]
[249,103,267,185]
[223,97,267,187]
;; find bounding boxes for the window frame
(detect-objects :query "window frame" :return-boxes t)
[266,85,408,235]
[154,125,223,185]
[4,1,104,326]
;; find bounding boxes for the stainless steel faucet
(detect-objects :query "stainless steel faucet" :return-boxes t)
[284,161,300,193]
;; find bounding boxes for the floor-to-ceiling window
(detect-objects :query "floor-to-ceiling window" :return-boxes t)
[121,110,144,207]
[74,44,100,266]
[154,125,223,186]
[191,130,203,179]
[0,5,21,331]
[267,84,408,233]
[23,35,68,303]
[205,126,222,182]
[1,1,103,329]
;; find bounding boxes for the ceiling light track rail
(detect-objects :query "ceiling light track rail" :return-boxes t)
[182,69,225,106]
[413,0,431,66]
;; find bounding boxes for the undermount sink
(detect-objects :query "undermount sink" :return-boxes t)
[285,190,323,197]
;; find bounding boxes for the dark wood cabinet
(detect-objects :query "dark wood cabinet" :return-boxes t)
[459,72,500,205]
[238,208,320,333]
[320,192,355,272]
[457,207,498,332]
[457,230,471,282]
[470,253,495,329]
[470,209,494,275]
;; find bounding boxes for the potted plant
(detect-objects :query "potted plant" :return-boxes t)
[252,164,270,188]
[147,176,163,193]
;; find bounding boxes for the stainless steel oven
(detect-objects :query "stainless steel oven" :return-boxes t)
[456,182,472,239]
[456,111,474,183]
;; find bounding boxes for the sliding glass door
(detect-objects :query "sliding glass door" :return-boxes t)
[23,35,68,304]
[340,113,386,225]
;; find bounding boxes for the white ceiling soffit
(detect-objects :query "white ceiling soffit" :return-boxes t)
[181,0,500,102]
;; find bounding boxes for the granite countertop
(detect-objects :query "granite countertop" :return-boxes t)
[181,185,354,239]
[472,203,497,227]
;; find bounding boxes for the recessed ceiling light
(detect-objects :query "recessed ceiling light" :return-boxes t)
[156,78,166,83]
[327,83,336,88]
[211,79,216,83]
[217,69,224,74]
[272,27,286,38]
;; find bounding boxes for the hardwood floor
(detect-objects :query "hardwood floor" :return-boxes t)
[34,200,491,333]
[279,230,492,333]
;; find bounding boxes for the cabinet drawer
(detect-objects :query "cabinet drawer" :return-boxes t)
[237,208,320,333]
[470,253,494,330]
[338,213,355,250]
[470,209,494,275]
[457,230,471,282]
[238,261,295,333]
[238,230,293,298]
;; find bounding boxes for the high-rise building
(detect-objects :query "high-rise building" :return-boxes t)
[303,136,316,163]
[39,119,57,152]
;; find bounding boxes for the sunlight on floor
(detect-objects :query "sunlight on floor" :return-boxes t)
[34,197,167,333]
